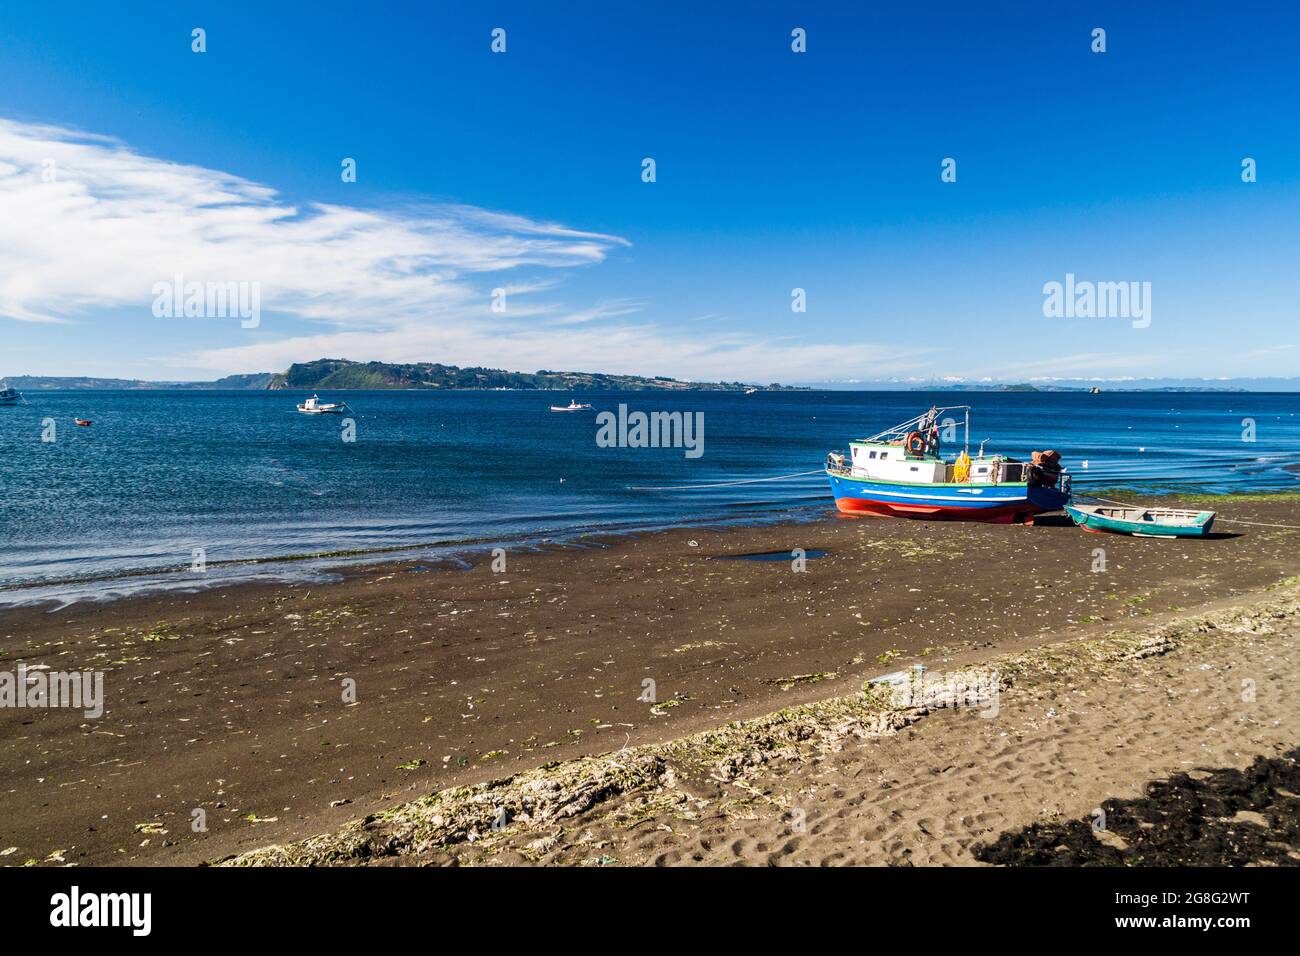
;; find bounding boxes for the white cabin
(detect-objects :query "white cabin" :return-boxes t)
[823,405,1065,490]
[844,440,1029,486]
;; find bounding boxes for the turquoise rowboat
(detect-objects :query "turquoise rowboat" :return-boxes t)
[1065,503,1215,538]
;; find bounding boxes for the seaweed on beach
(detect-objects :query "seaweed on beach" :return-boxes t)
[974,747,1300,866]
[219,684,915,866]
[220,592,1300,867]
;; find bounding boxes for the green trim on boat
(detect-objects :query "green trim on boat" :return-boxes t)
[826,468,1029,491]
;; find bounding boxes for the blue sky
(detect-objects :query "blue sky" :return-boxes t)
[1,1,1298,384]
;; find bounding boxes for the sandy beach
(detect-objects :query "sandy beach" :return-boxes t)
[231,585,1300,867]
[3,494,1299,867]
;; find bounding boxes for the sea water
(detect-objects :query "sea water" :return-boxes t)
[1,389,1296,604]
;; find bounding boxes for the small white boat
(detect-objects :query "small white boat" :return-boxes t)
[297,394,348,414]
[549,399,593,412]
[0,383,21,406]
[744,387,758,395]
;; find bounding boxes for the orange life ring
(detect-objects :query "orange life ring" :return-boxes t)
[905,431,926,455]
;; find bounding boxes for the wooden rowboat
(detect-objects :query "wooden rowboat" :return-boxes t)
[1065,503,1215,538]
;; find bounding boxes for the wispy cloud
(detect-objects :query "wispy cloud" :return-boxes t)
[974,350,1200,380]
[0,116,923,383]
[1242,343,1295,359]
[0,117,625,328]
[177,321,930,385]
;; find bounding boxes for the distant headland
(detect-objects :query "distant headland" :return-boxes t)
[8,360,1300,392]
[3,358,803,392]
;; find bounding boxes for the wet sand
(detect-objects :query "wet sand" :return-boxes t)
[2,495,1299,866]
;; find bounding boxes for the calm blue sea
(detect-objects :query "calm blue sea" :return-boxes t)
[2,390,1298,605]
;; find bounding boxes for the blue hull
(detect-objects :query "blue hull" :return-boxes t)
[827,471,1069,523]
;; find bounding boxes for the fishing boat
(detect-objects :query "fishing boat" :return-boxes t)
[825,406,1071,524]
[74,418,93,427]
[0,383,20,406]
[1064,503,1215,538]
[297,394,349,414]
[549,399,592,412]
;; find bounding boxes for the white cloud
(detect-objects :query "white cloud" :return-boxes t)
[0,116,923,383]
[974,351,1190,379]
[0,117,625,328]
[179,320,929,385]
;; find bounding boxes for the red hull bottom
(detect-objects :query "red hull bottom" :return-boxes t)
[834,498,1043,525]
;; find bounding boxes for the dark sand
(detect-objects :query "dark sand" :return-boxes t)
[2,495,1298,866]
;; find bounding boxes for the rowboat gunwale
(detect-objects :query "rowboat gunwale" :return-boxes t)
[1064,502,1216,537]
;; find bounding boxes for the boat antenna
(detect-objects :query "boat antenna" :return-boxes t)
[861,405,971,444]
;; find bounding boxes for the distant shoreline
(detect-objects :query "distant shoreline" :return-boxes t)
[3,383,802,392]
[2,357,805,393]
[8,356,1300,391]
[7,382,1299,394]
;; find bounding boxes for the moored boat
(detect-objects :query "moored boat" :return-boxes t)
[1064,503,1215,537]
[549,399,592,412]
[0,383,20,406]
[297,394,349,414]
[825,406,1071,524]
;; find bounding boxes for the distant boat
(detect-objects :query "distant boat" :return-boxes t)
[825,405,1071,524]
[74,418,93,427]
[1065,503,1215,538]
[0,384,20,406]
[297,394,348,414]
[549,400,592,412]
[744,387,758,395]
[1089,387,1101,395]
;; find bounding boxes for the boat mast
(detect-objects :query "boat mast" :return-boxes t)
[861,405,972,445]
[964,408,969,455]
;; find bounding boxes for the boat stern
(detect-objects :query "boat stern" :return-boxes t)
[1027,480,1071,513]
